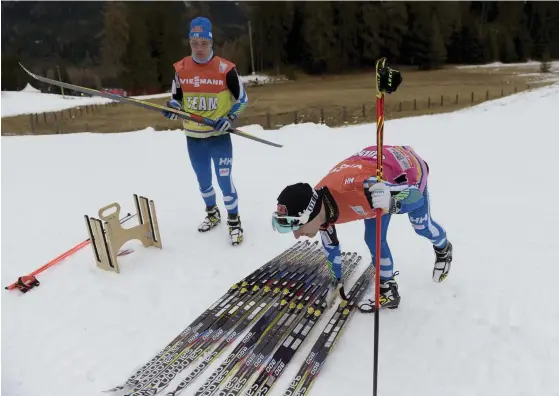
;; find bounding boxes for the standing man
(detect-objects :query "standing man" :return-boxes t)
[163,16,248,246]
[271,143,453,312]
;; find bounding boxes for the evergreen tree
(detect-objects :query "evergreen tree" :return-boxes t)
[332,1,360,70]
[379,2,408,63]
[300,2,337,73]
[122,3,159,92]
[359,2,384,66]
[405,3,431,69]
[99,1,129,83]
[427,14,447,69]
[153,3,187,90]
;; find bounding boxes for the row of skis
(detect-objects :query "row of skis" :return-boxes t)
[105,240,374,396]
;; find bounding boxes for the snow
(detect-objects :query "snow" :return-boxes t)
[1,73,279,118]
[0,90,115,118]
[455,60,559,85]
[21,83,41,93]
[2,83,559,396]
[240,74,274,84]
[0,89,175,118]
[456,59,559,70]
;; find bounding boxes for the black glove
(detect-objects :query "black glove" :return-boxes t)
[378,66,402,94]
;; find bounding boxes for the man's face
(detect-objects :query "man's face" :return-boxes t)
[190,38,212,60]
[293,215,322,239]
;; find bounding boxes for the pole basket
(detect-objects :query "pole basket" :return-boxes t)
[84,194,162,274]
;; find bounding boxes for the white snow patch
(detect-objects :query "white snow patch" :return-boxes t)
[2,85,559,396]
[456,60,559,70]
[1,90,115,118]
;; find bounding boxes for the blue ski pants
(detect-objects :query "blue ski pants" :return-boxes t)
[186,134,239,215]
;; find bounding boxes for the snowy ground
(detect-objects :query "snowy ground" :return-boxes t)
[2,83,559,396]
[456,59,559,70]
[1,74,277,118]
[0,89,115,118]
[456,60,559,84]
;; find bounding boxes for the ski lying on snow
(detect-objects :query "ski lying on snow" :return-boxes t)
[283,265,374,396]
[189,253,360,396]
[217,256,361,396]
[125,245,324,396]
[248,255,363,396]
[103,241,311,393]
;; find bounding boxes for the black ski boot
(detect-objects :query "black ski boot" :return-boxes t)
[433,241,453,282]
[198,205,221,232]
[358,273,401,313]
[227,214,243,246]
[378,278,400,309]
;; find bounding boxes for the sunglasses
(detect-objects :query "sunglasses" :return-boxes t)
[271,190,319,234]
[271,214,305,234]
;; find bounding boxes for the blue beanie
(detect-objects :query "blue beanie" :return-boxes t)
[189,17,213,40]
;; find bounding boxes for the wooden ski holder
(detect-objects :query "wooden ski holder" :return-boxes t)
[84,194,162,273]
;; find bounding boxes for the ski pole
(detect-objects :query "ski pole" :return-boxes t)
[373,57,387,396]
[4,212,136,291]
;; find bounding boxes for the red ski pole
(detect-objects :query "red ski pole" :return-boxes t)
[5,212,136,291]
[373,57,387,396]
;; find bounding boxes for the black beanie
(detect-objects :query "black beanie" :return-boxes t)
[276,183,322,223]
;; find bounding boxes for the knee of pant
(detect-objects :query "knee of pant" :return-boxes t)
[412,225,433,239]
[374,241,392,260]
[368,241,392,260]
[216,175,234,194]
[197,177,213,191]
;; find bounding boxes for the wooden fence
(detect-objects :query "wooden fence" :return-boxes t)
[236,84,533,129]
[21,102,121,135]
[1,83,536,136]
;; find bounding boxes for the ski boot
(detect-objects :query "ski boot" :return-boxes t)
[357,273,401,313]
[198,205,221,232]
[433,241,453,282]
[227,214,243,246]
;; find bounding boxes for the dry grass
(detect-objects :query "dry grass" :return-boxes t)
[2,64,556,135]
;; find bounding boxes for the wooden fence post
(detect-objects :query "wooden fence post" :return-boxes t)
[362,104,366,118]
[293,110,298,124]
[414,98,417,111]
[54,112,60,134]
[471,92,474,103]
[440,95,444,106]
[30,114,36,134]
[455,94,459,104]
[320,107,325,124]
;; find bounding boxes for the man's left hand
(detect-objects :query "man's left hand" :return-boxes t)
[214,116,233,132]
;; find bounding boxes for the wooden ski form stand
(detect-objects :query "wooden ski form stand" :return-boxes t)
[85,194,162,273]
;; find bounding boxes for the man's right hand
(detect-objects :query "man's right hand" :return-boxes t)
[162,99,181,120]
